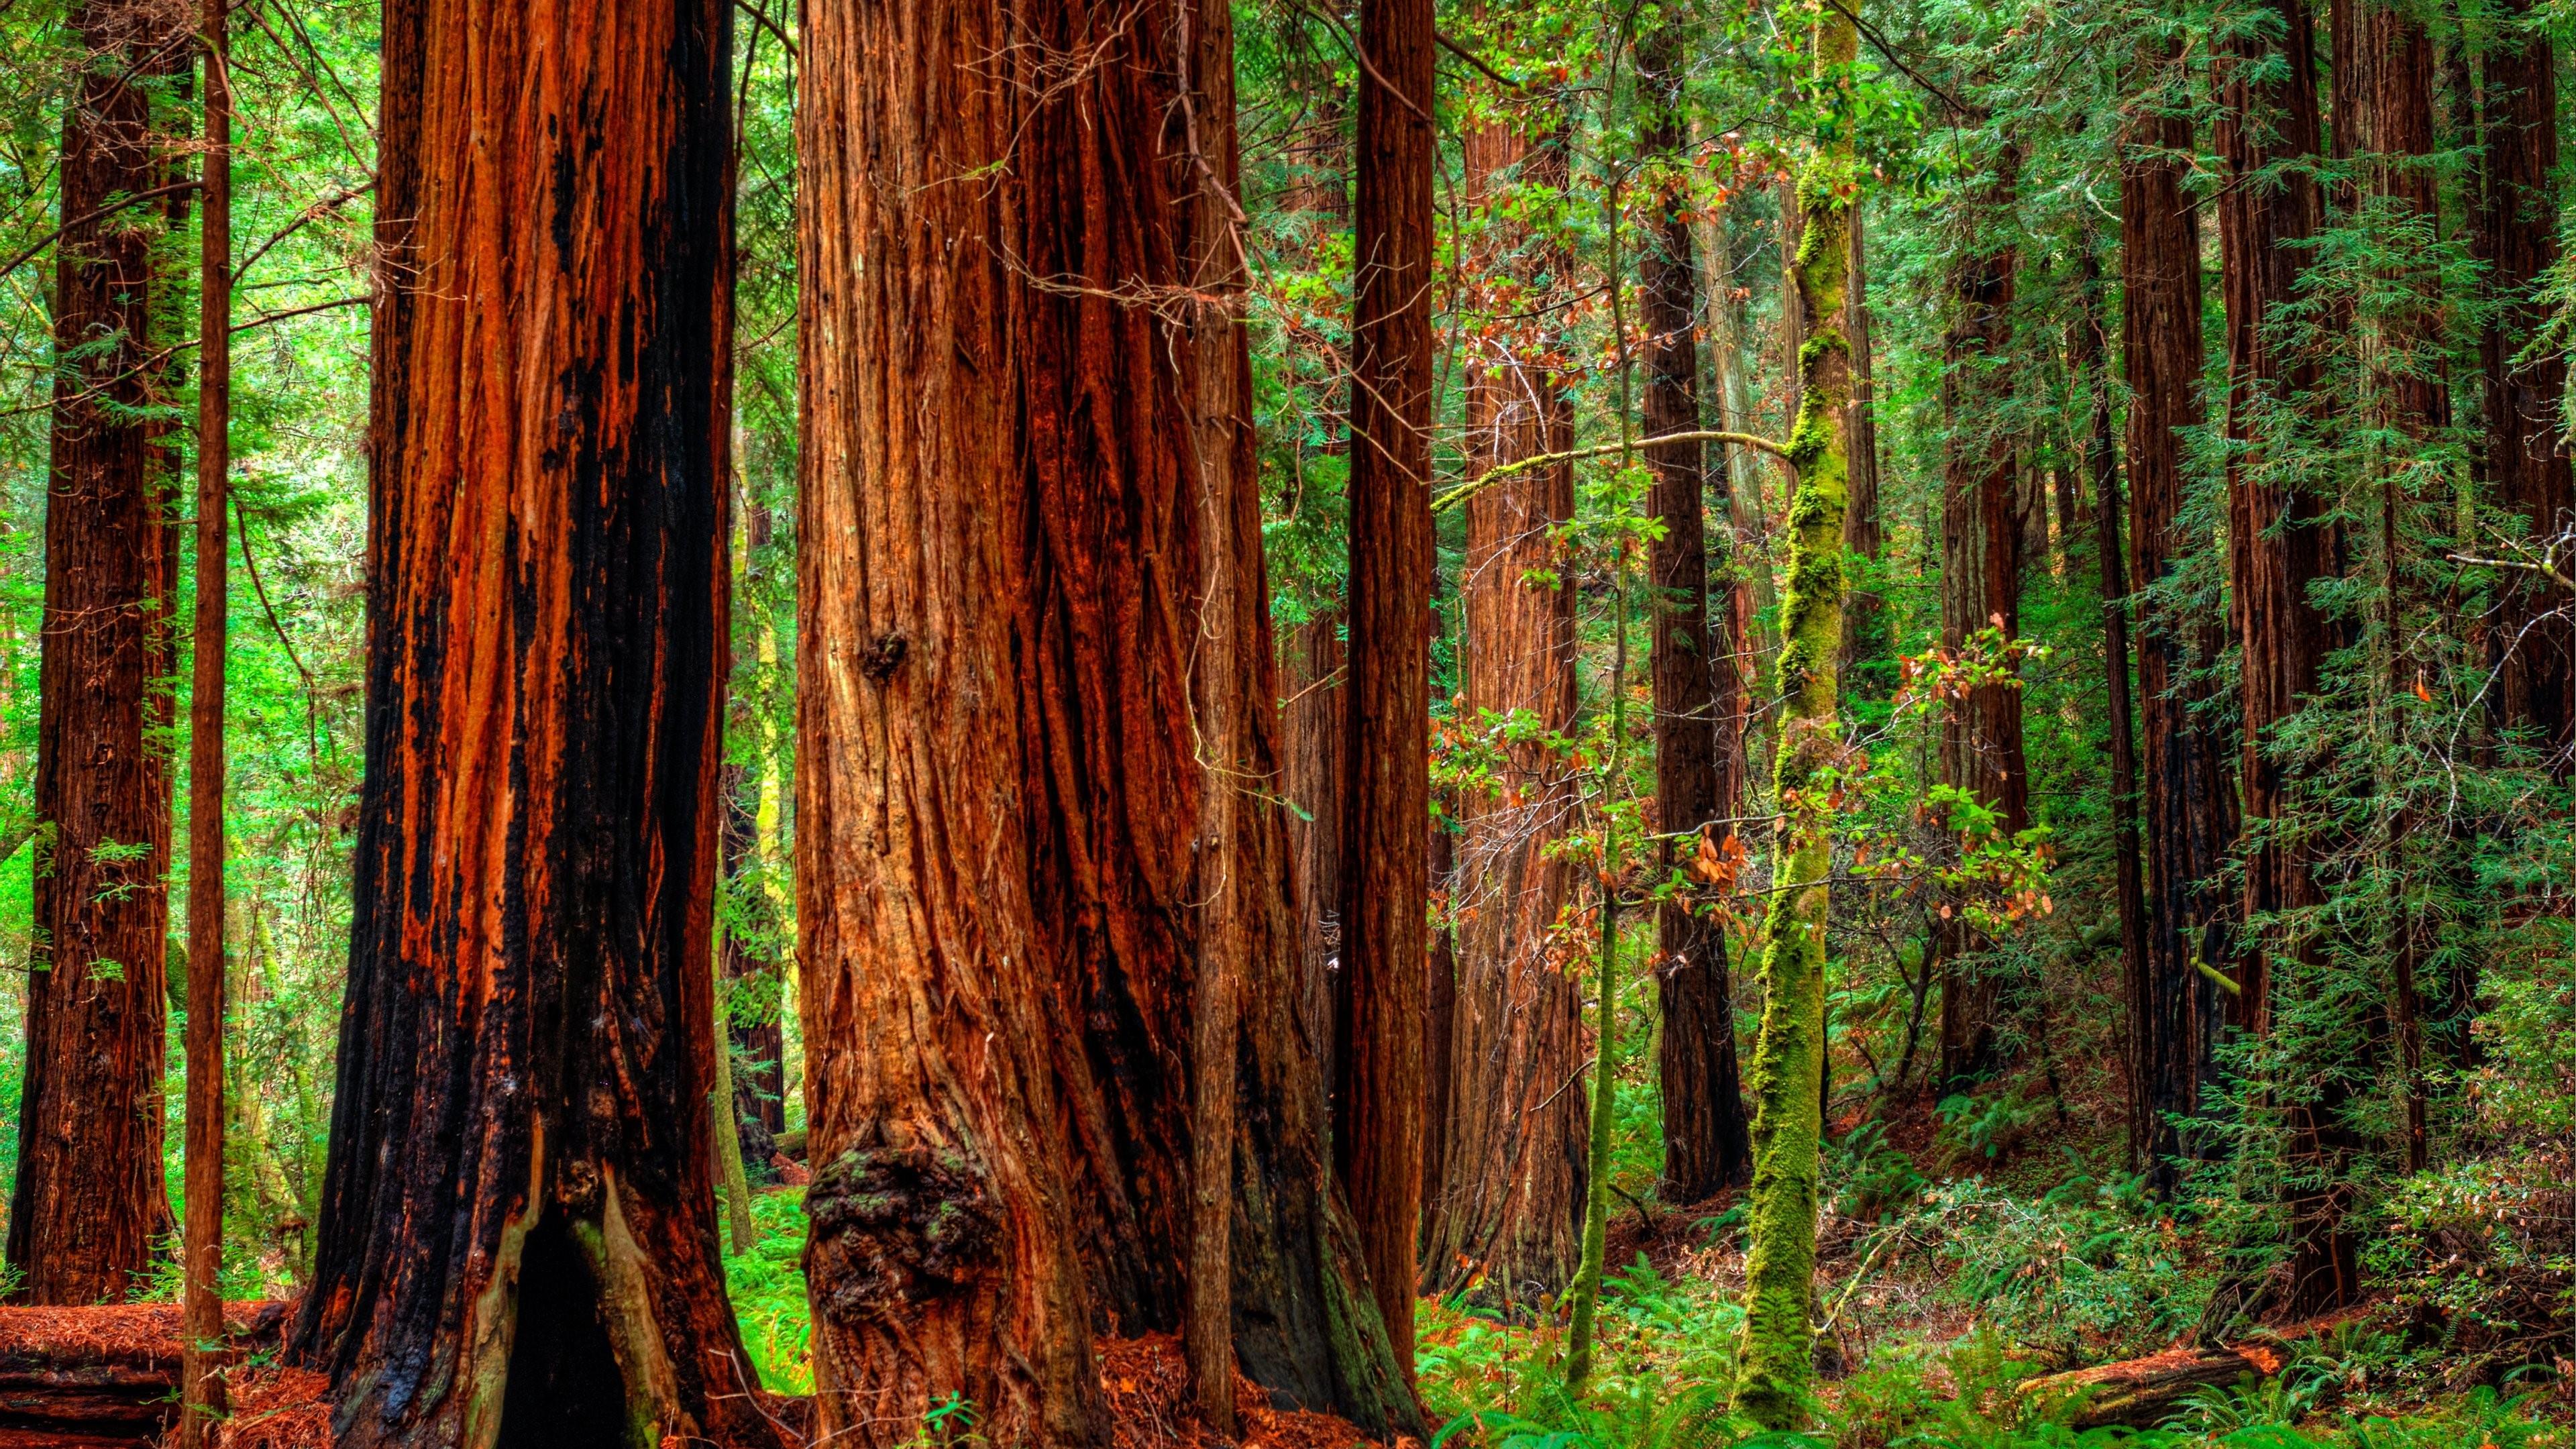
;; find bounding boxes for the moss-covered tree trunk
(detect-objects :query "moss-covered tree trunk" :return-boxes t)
[1731,5,1857,1426]
[286,0,784,1443]
[795,0,1419,1439]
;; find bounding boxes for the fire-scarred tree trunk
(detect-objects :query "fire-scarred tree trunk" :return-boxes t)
[286,1,782,1444]
[9,0,188,1307]
[2215,0,2351,1318]
[794,0,1420,1440]
[2481,0,2572,754]
[1424,113,1585,1305]
[2121,40,2239,1193]
[1339,0,1436,1377]
[1642,22,1752,1208]
[1935,154,2028,1091]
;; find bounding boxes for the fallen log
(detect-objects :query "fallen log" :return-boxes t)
[2015,1343,2286,1428]
[0,1303,288,1442]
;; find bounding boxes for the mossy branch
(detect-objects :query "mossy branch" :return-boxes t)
[1432,430,1790,514]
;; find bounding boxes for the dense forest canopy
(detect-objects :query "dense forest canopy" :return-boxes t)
[0,0,2569,1442]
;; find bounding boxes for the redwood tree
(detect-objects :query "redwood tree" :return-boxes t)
[9,0,186,1305]
[1935,157,2029,1090]
[1424,111,1585,1303]
[795,0,1417,1440]
[2481,0,2571,753]
[2121,40,2237,1191]
[1338,0,1436,1374]
[1641,25,1752,1205]
[287,0,783,1442]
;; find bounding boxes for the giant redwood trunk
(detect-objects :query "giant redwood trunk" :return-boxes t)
[1935,162,2029,1091]
[1281,615,1347,1075]
[795,0,1418,1440]
[9,0,186,1306]
[2120,50,2239,1192]
[1640,30,1751,1206]
[288,0,780,1444]
[2214,0,2354,1317]
[2481,0,2573,755]
[1423,114,1586,1304]
[1338,0,1436,1374]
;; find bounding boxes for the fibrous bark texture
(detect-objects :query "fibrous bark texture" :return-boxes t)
[11,0,186,1308]
[1424,115,1585,1306]
[288,0,781,1444]
[1935,160,2028,1091]
[1338,0,1436,1377]
[795,0,1417,1440]
[2121,46,2239,1193]
[1282,615,1347,1073]
[1640,27,1751,1208]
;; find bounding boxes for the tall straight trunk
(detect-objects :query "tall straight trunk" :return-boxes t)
[1935,156,2028,1091]
[2481,0,2572,753]
[2215,0,2352,1318]
[1282,614,1346,1076]
[794,0,1419,1441]
[1841,205,1885,692]
[178,1,232,1438]
[1424,116,1584,1305]
[288,0,781,1444]
[1732,7,1858,1422]
[1644,30,1752,1207]
[1338,0,1436,1378]
[11,0,186,1306]
[2078,244,2151,1177]
[724,497,787,1148]
[2121,43,2237,1193]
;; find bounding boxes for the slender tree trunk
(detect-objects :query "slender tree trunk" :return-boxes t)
[2481,0,2572,755]
[2078,242,2151,1177]
[1841,206,1884,694]
[724,498,787,1149]
[794,0,1419,1440]
[1339,0,1436,1380]
[1644,28,1752,1206]
[2121,42,2238,1193]
[1283,614,1346,1079]
[1732,8,1858,1421]
[1424,114,1585,1306]
[1935,154,2028,1091]
[178,3,231,1438]
[2215,0,2353,1318]
[10,0,186,1307]
[287,1,784,1444]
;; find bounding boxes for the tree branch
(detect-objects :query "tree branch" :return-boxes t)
[0,179,204,284]
[1434,429,1790,513]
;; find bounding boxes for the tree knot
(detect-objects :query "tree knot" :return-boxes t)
[861,635,908,681]
[804,1140,998,1322]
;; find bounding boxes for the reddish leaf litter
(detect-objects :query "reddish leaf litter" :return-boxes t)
[1099,1334,1401,1449]
[0,1301,291,1447]
[201,1366,332,1449]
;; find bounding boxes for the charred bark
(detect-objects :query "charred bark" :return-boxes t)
[796,0,1419,1440]
[288,0,782,1444]
[1641,26,1751,1206]
[11,0,188,1307]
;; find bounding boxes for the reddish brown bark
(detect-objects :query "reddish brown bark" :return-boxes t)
[2215,0,2353,1317]
[1281,615,1346,1075]
[2119,52,2239,1192]
[794,0,1417,1440]
[2481,0,2572,754]
[1639,33,1750,1205]
[9,0,186,1307]
[287,0,782,1444]
[1422,116,1585,1304]
[1338,0,1435,1375]
[1936,160,2029,1090]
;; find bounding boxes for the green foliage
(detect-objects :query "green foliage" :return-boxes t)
[723,1187,814,1395]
